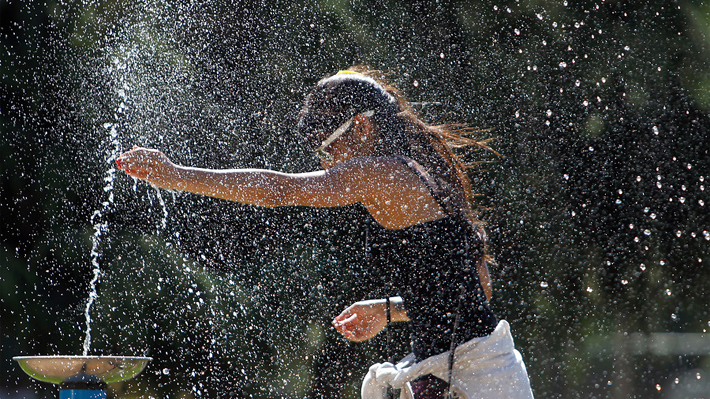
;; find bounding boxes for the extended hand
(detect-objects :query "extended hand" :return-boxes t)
[116,146,179,190]
[332,300,388,342]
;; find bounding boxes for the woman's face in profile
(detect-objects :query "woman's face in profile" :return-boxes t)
[313,114,376,169]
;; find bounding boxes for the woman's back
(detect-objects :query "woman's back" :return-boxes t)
[366,157,497,361]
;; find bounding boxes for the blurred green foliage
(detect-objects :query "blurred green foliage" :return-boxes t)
[2,0,710,398]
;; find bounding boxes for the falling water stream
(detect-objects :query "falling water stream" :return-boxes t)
[81,42,174,355]
[81,55,131,356]
[82,123,120,356]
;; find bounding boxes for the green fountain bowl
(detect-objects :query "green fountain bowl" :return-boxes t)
[13,356,152,385]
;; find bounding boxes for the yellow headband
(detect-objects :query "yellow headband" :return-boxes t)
[336,70,362,75]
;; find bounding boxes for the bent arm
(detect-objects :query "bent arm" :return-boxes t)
[332,297,409,342]
[477,259,493,302]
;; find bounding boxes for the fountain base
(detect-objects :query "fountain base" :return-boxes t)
[13,356,151,398]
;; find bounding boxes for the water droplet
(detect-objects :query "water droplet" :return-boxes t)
[559,61,567,68]
[540,281,548,288]
[586,287,593,293]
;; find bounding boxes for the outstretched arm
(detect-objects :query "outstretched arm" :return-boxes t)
[332,297,409,342]
[116,147,445,229]
[116,147,368,208]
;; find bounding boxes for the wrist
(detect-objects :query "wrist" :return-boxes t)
[388,296,409,322]
[354,299,386,308]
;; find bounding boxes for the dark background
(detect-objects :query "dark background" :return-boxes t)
[2,0,709,398]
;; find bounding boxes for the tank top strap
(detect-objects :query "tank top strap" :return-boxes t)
[390,155,487,252]
[390,155,455,215]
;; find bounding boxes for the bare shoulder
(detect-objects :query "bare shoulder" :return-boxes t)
[324,156,427,193]
[332,156,445,229]
[330,156,420,179]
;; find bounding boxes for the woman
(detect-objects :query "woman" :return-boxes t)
[116,68,533,398]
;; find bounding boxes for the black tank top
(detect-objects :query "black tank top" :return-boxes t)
[366,157,497,361]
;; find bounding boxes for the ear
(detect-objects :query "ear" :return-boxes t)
[352,113,374,136]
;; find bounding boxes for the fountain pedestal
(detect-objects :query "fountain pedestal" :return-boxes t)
[13,356,151,399]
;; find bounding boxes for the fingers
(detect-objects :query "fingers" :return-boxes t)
[332,313,362,341]
[332,319,355,339]
[334,313,357,327]
[333,302,387,342]
[115,147,166,176]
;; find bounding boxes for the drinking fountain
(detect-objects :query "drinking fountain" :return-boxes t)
[14,356,151,399]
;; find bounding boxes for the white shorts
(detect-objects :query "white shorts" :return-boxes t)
[361,320,534,399]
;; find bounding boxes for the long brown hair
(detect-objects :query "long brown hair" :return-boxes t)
[298,67,494,228]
